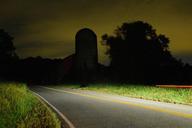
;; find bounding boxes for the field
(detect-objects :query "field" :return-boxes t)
[0,83,61,128]
[53,84,192,105]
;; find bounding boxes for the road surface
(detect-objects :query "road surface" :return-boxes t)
[30,86,192,128]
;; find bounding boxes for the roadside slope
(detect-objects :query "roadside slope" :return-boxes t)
[0,83,61,128]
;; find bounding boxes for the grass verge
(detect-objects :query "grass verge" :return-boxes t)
[53,84,192,105]
[0,83,61,128]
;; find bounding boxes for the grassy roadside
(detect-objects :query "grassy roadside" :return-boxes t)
[0,83,61,128]
[53,84,192,105]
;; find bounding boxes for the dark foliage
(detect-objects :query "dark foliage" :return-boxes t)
[0,24,192,85]
[102,21,191,84]
[0,29,18,61]
[0,29,19,81]
[15,56,75,84]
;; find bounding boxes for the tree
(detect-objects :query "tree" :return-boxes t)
[0,29,19,80]
[102,21,181,83]
[0,29,18,61]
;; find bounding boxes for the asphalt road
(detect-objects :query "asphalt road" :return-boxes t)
[30,86,192,128]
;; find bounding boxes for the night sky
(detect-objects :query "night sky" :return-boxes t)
[0,0,192,65]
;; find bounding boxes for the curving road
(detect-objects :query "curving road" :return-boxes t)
[30,86,192,128]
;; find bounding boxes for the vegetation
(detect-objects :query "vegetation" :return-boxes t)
[0,29,18,60]
[101,21,190,84]
[53,84,192,105]
[0,83,61,128]
[0,22,192,84]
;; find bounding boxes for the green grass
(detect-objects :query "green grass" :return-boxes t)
[0,83,61,128]
[54,84,192,105]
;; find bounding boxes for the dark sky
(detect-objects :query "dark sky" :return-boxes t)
[0,0,192,64]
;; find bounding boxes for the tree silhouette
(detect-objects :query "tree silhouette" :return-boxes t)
[102,21,182,83]
[0,29,18,61]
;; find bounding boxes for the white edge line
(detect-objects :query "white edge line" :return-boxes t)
[31,90,76,128]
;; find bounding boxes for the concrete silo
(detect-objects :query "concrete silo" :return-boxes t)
[75,28,98,83]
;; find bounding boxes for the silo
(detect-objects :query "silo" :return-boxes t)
[75,28,98,83]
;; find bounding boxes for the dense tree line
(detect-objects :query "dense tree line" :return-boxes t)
[0,21,192,84]
[0,29,75,83]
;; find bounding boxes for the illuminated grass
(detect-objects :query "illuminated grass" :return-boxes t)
[0,83,61,128]
[55,84,192,105]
